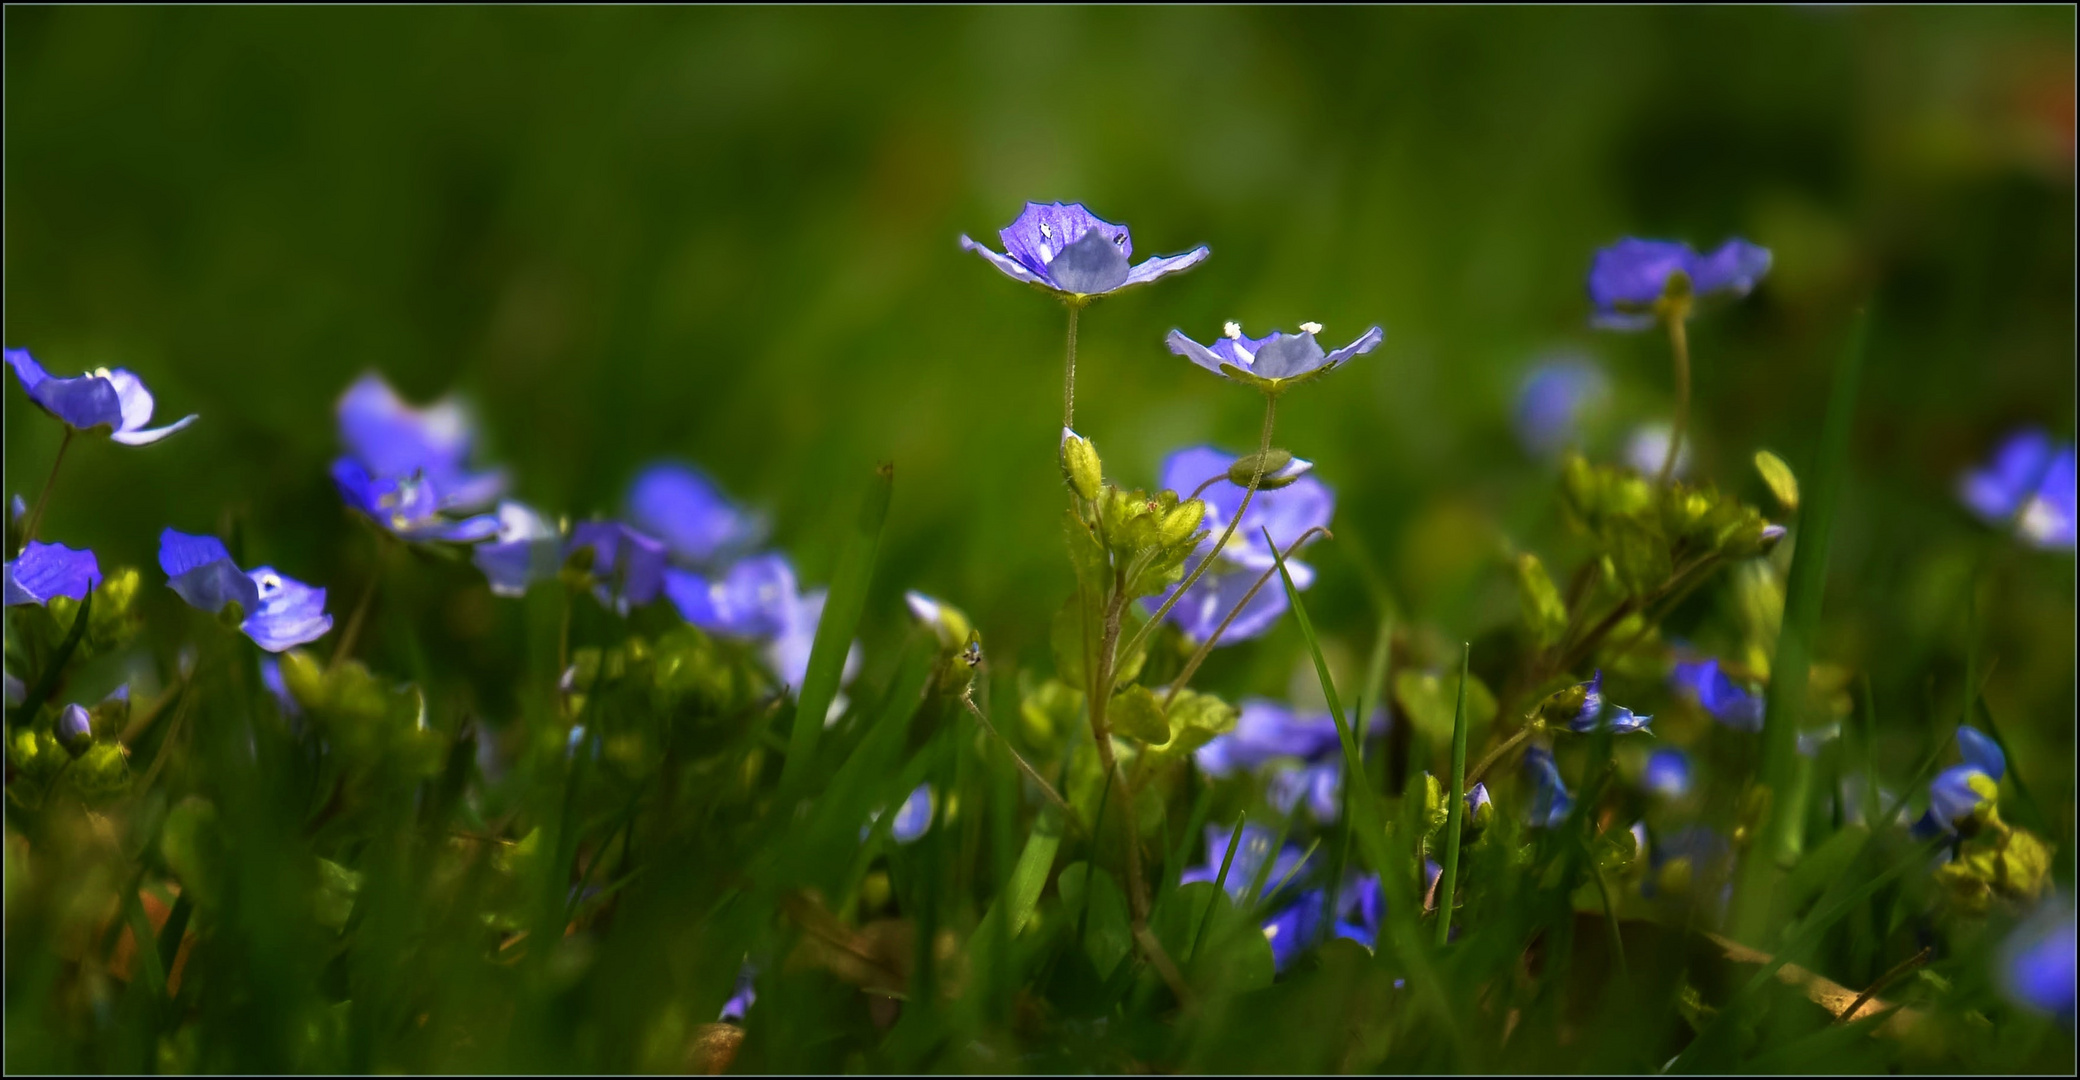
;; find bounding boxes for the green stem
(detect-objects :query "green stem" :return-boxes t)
[330,539,388,672]
[19,428,76,553]
[1063,301,1082,430]
[1162,526,1332,708]
[1122,393,1277,661]
[1435,642,1470,947]
[1657,311,1690,487]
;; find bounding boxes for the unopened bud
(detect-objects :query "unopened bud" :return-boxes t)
[1159,498,1206,547]
[57,704,93,752]
[1226,449,1295,489]
[1060,428,1102,501]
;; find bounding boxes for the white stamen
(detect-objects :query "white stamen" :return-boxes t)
[1222,321,1243,339]
[1039,222,1052,240]
[1263,924,1280,942]
[1299,321,1323,335]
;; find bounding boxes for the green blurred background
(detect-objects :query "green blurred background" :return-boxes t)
[5,7,2073,777]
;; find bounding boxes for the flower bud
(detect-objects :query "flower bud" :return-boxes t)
[1159,498,1206,547]
[1060,428,1102,501]
[1226,449,1295,489]
[56,704,93,753]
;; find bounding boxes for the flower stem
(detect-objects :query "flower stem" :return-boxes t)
[1122,393,1278,661]
[1163,526,1332,708]
[1656,312,1691,487]
[1062,301,1083,430]
[19,428,75,554]
[1435,642,1470,947]
[330,537,390,672]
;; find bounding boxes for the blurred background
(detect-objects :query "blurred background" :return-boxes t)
[5,7,2073,789]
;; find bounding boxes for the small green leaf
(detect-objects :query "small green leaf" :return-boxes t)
[1394,668,1496,745]
[1514,552,1568,647]
[1108,685,1168,745]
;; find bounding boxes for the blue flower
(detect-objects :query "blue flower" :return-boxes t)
[1167,322,1384,392]
[1997,897,2076,1019]
[718,962,759,1024]
[891,784,933,844]
[1515,357,1610,459]
[626,462,766,567]
[666,552,861,714]
[1563,669,1654,734]
[1145,445,1334,646]
[567,521,669,612]
[159,528,333,652]
[1267,759,1344,823]
[1193,698,1385,778]
[1587,238,1772,331]
[960,201,1208,300]
[1182,823,1312,906]
[4,541,100,606]
[335,372,506,511]
[1643,747,1692,799]
[1919,725,2007,835]
[331,459,502,543]
[1670,657,1764,732]
[1523,745,1574,828]
[1958,428,2076,551]
[472,502,564,598]
[56,703,93,748]
[5,348,197,444]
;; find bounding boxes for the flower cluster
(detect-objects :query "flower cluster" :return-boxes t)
[1194,698,1386,822]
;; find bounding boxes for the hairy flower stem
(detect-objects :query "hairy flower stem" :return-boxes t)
[961,678,1084,835]
[1062,301,1083,430]
[1656,311,1691,487]
[1121,393,1278,662]
[19,428,75,554]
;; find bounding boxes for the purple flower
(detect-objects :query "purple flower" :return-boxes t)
[719,962,759,1024]
[5,348,197,444]
[56,703,93,748]
[1144,445,1334,646]
[1998,897,2076,1019]
[4,541,100,606]
[960,201,1208,299]
[1515,358,1610,459]
[1670,657,1764,732]
[1166,322,1384,391]
[1523,745,1574,828]
[891,784,933,844]
[1267,759,1344,823]
[159,528,333,652]
[665,553,797,639]
[335,372,506,511]
[331,459,501,543]
[567,521,668,612]
[1958,428,2076,551]
[472,501,564,597]
[666,552,861,713]
[1587,238,1772,331]
[1643,747,1692,799]
[1563,670,1652,734]
[1192,699,1385,777]
[626,462,767,568]
[1182,823,1312,905]
[1921,725,2008,834]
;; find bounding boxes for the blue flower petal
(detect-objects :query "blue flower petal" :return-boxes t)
[4,541,101,606]
[1043,229,1132,295]
[1955,726,2006,781]
[240,567,332,652]
[1643,748,1691,798]
[890,784,933,844]
[1122,246,1210,287]
[627,462,764,566]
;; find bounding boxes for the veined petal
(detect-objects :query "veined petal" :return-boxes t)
[1166,329,1237,377]
[1248,333,1330,380]
[1121,246,1210,287]
[1319,325,1385,371]
[997,202,1130,278]
[958,235,1047,287]
[4,541,101,606]
[1043,229,1132,295]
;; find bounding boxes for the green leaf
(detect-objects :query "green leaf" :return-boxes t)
[1393,668,1496,745]
[1734,307,1869,941]
[1060,862,1131,979]
[781,462,893,797]
[1109,685,1168,744]
[1160,688,1237,754]
[1514,552,1568,647]
[1754,449,1799,512]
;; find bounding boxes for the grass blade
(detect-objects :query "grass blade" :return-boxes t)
[781,461,894,798]
[1435,641,1469,947]
[1735,306,1869,941]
